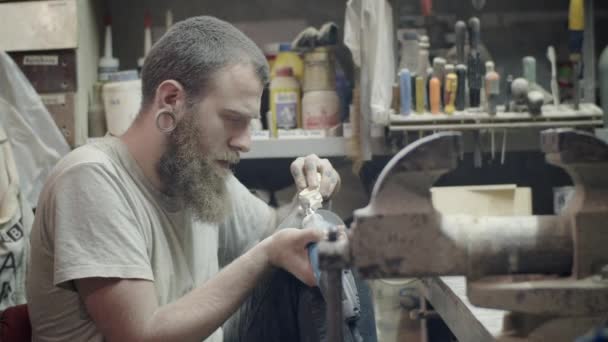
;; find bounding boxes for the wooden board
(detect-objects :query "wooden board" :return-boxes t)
[418,277,509,342]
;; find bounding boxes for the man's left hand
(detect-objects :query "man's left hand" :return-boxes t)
[290,154,341,199]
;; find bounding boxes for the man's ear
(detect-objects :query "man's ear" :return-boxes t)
[155,80,187,119]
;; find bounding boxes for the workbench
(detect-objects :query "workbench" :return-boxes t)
[418,277,508,342]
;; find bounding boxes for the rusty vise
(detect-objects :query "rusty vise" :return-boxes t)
[319,129,608,341]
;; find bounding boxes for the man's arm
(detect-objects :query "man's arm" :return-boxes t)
[76,227,322,342]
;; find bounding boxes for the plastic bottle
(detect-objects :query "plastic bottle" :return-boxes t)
[98,15,119,81]
[523,56,537,86]
[484,61,500,116]
[270,67,300,137]
[137,11,153,71]
[302,47,340,131]
[430,77,441,114]
[444,72,458,114]
[399,31,419,74]
[103,78,142,136]
[272,43,304,82]
[399,68,412,115]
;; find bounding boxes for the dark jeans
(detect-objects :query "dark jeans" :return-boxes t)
[223,269,377,342]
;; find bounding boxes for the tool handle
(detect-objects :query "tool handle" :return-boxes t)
[468,17,481,51]
[485,71,500,115]
[421,0,432,17]
[455,21,467,65]
[416,76,426,113]
[445,73,458,114]
[430,77,441,114]
[399,69,412,115]
[505,75,513,112]
[456,65,467,111]
[569,0,584,59]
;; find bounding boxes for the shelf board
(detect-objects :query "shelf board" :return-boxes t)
[243,137,351,159]
[389,103,604,131]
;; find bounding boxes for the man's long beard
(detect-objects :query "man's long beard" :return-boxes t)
[157,111,239,223]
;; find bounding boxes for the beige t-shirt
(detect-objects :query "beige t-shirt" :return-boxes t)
[26,137,276,342]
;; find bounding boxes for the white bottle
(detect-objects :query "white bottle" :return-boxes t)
[302,90,340,130]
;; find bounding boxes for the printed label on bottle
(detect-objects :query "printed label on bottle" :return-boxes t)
[274,91,298,129]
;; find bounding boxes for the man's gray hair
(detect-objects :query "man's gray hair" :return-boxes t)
[141,16,269,108]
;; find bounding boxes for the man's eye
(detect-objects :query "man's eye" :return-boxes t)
[225,115,241,122]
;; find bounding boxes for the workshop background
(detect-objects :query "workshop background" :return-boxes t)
[1,0,608,341]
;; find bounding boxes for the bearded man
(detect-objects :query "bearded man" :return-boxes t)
[26,16,341,342]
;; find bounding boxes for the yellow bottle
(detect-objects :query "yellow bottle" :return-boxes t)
[444,73,458,114]
[272,43,304,82]
[270,67,301,137]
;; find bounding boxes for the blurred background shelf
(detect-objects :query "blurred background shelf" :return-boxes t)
[243,136,390,159]
[389,103,603,131]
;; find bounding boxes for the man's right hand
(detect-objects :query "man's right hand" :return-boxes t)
[75,228,324,342]
[263,228,325,287]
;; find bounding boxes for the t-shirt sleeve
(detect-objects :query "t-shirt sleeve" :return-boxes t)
[48,162,153,289]
[218,175,277,267]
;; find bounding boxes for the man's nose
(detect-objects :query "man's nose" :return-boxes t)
[229,129,251,153]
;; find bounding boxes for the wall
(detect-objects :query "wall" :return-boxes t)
[105,0,348,70]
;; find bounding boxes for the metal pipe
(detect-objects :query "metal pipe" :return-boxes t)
[441,215,573,277]
[351,214,573,279]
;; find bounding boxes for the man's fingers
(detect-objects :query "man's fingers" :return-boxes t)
[303,155,320,189]
[318,159,338,198]
[290,157,307,190]
[297,227,325,246]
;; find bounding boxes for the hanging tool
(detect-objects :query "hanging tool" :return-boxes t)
[455,21,467,65]
[434,57,447,108]
[456,64,467,111]
[472,0,486,11]
[485,61,500,116]
[505,75,513,112]
[411,72,418,113]
[468,17,483,108]
[473,130,482,168]
[569,0,584,110]
[547,46,560,105]
[501,129,507,164]
[417,36,430,112]
[426,67,434,109]
[416,75,425,113]
[421,0,432,17]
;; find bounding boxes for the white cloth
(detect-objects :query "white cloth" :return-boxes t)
[27,137,276,342]
[0,52,70,208]
[344,0,395,125]
[0,124,34,310]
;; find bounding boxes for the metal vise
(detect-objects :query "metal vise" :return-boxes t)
[319,129,608,341]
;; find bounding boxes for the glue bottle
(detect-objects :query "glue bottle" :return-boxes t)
[270,67,300,137]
